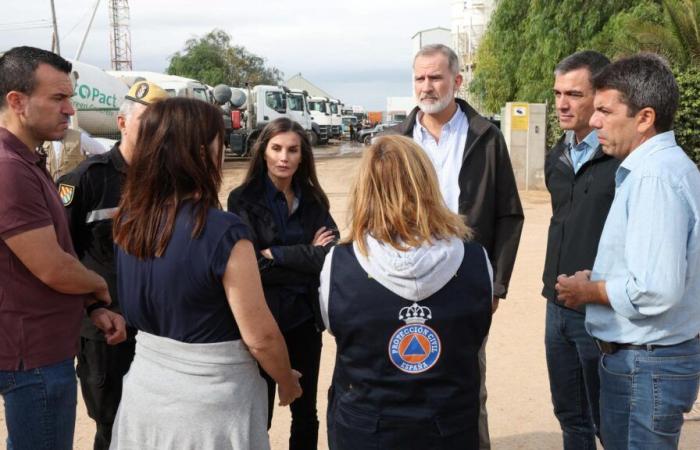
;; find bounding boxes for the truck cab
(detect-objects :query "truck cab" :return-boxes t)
[327,99,342,139]
[286,89,319,146]
[308,96,331,145]
[251,85,288,128]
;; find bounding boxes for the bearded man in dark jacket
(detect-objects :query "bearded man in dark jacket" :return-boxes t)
[385,43,524,450]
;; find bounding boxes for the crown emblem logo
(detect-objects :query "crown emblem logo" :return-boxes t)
[398,303,432,324]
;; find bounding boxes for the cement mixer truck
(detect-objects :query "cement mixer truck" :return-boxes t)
[220,85,320,157]
[68,59,129,138]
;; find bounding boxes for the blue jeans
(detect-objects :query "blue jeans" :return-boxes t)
[599,337,700,450]
[0,358,77,450]
[545,301,601,450]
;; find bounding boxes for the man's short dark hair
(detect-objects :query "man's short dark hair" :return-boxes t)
[593,53,679,133]
[0,46,72,109]
[555,50,611,79]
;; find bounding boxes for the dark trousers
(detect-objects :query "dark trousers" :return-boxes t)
[76,337,136,450]
[545,301,601,450]
[262,319,322,450]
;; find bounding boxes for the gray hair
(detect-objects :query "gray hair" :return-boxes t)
[118,98,138,119]
[593,53,678,133]
[414,44,460,76]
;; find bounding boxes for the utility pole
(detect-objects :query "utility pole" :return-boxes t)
[49,0,60,55]
[75,0,101,61]
[107,0,133,70]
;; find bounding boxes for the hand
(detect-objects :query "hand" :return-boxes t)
[312,226,336,247]
[93,282,112,305]
[89,309,127,345]
[555,270,593,309]
[491,297,500,314]
[260,248,273,260]
[277,369,303,406]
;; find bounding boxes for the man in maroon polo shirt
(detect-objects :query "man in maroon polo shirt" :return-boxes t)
[0,46,126,450]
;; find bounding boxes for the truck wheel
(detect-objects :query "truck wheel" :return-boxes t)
[307,131,319,147]
[363,134,372,145]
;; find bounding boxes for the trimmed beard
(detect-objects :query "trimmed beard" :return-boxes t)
[416,92,454,115]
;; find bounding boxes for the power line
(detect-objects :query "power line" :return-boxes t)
[0,20,52,32]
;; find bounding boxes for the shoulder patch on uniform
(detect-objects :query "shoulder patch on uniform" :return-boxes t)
[57,183,75,206]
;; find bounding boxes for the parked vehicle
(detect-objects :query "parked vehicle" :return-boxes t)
[341,115,358,139]
[357,123,393,145]
[308,96,331,145]
[107,71,212,102]
[222,85,320,156]
[367,111,383,126]
[286,88,321,146]
[328,99,343,139]
[69,59,129,139]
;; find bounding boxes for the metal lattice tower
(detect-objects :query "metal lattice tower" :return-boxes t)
[107,0,132,70]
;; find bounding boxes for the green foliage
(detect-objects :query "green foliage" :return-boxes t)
[167,29,283,87]
[469,0,529,113]
[674,67,700,163]
[472,0,700,162]
[588,1,664,59]
[470,0,637,114]
[662,0,700,67]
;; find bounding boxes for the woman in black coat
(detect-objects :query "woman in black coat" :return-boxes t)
[227,117,337,450]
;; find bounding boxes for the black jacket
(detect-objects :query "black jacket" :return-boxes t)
[541,134,619,306]
[227,178,337,331]
[57,143,135,340]
[387,99,524,298]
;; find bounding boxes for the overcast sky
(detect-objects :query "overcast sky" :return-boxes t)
[2,0,455,110]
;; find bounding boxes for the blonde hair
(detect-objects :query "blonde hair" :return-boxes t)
[346,135,472,255]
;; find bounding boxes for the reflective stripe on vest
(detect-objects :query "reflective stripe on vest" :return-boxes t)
[85,207,118,224]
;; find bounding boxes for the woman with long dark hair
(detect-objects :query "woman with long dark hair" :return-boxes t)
[110,98,301,449]
[228,117,337,449]
[319,135,493,449]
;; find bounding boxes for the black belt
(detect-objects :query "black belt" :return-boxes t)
[595,336,700,355]
[594,339,649,354]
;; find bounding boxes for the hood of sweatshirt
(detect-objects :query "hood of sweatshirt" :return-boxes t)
[353,235,464,301]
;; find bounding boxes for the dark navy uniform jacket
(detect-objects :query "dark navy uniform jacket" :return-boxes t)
[326,242,492,449]
[57,143,133,340]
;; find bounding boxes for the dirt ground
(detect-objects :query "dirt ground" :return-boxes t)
[1,147,698,449]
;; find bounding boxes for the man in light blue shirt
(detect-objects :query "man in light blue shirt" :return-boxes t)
[556,54,700,450]
[565,129,598,174]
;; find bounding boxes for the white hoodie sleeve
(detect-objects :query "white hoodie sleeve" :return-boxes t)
[318,247,335,335]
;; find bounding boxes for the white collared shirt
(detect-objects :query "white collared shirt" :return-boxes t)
[412,107,468,213]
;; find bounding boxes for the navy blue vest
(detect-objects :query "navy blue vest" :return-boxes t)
[327,241,492,444]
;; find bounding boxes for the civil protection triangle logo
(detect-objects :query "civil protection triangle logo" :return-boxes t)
[388,303,441,374]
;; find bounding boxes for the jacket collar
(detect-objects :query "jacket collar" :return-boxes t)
[109,141,128,174]
[238,174,321,221]
[553,132,610,175]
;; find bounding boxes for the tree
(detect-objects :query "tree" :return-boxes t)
[470,0,636,114]
[167,29,283,87]
[470,0,700,163]
[675,67,700,163]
